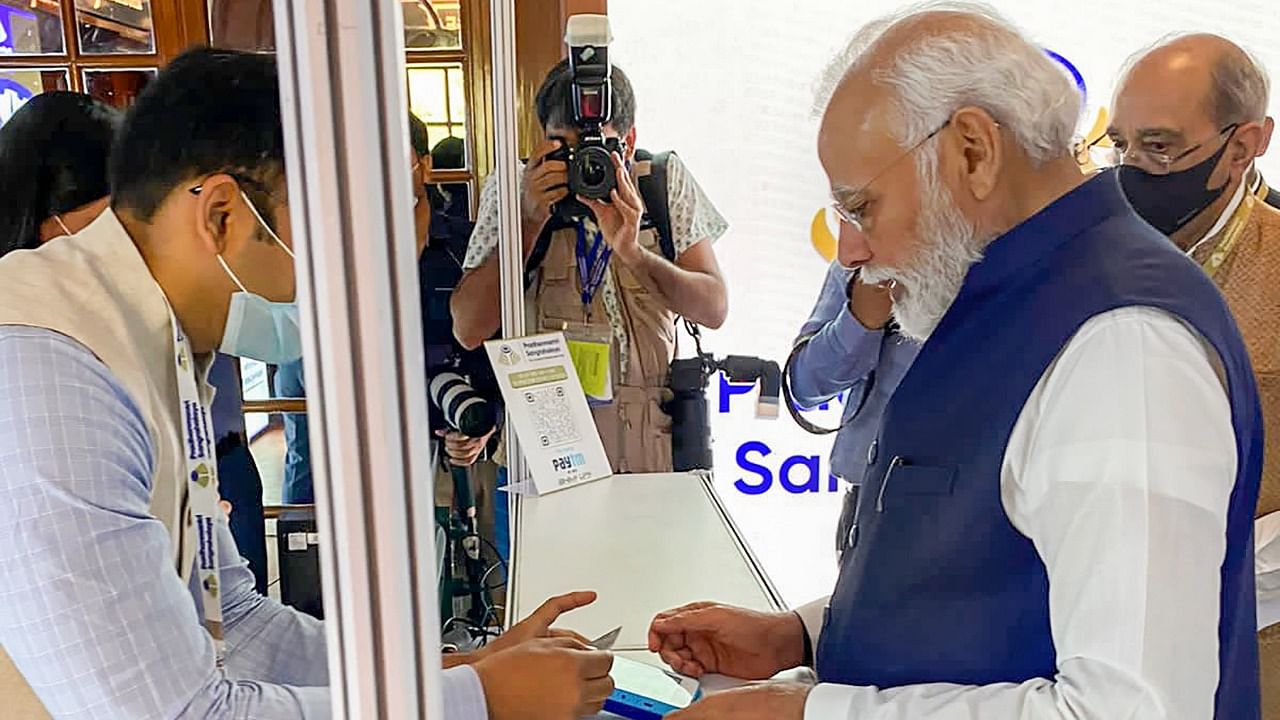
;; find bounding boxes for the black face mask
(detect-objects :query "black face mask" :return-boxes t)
[1118,135,1233,236]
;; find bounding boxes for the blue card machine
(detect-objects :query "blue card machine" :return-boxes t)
[603,656,702,720]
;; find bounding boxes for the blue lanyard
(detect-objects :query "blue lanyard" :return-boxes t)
[575,221,612,311]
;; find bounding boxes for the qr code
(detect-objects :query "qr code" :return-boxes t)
[524,385,580,448]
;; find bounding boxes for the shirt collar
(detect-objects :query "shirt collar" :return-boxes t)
[1188,169,1256,255]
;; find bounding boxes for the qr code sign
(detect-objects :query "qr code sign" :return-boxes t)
[524,385,580,448]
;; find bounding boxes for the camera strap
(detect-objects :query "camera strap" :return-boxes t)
[634,149,676,263]
[780,267,898,435]
[575,220,612,315]
[780,333,860,436]
[683,316,706,358]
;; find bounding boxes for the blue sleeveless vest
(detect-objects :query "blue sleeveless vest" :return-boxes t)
[814,171,1263,718]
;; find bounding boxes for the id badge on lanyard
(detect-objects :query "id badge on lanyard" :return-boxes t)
[167,305,225,666]
[570,222,614,406]
[564,322,614,406]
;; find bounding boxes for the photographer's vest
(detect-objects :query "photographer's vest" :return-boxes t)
[531,159,676,474]
[1188,179,1280,718]
[0,210,212,719]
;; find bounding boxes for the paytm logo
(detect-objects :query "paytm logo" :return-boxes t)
[552,451,587,473]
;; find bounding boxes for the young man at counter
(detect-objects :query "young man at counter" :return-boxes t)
[0,46,611,720]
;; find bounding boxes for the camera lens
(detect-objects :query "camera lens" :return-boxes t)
[582,156,608,187]
[573,145,616,200]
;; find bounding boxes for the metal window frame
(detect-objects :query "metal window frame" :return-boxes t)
[487,0,528,633]
[273,0,445,716]
[272,0,525,713]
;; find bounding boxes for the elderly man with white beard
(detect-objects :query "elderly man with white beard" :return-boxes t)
[645,4,1266,720]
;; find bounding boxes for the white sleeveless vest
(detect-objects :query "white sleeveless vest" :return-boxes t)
[0,209,213,718]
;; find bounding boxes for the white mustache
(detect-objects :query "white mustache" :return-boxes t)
[861,154,988,341]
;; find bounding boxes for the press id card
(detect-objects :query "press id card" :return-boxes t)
[561,323,614,406]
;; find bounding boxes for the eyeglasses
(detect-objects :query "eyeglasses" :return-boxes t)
[1086,123,1238,175]
[411,159,428,207]
[189,173,281,205]
[189,173,284,235]
[830,120,951,233]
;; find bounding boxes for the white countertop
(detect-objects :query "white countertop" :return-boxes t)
[509,471,782,652]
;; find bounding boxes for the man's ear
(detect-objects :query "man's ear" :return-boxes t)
[1227,121,1267,182]
[948,106,1003,202]
[1258,116,1275,157]
[192,175,242,256]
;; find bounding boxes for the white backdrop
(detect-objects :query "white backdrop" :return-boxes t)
[608,0,1280,608]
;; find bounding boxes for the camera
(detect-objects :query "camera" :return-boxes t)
[665,352,781,472]
[429,369,496,440]
[429,362,499,629]
[548,135,623,202]
[551,15,620,222]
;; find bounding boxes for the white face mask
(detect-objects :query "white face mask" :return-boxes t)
[217,191,302,364]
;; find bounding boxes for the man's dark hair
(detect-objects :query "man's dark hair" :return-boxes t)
[0,92,120,256]
[111,47,284,221]
[431,136,465,170]
[409,111,430,159]
[534,58,636,135]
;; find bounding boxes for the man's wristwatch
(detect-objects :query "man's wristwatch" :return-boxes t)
[846,266,900,336]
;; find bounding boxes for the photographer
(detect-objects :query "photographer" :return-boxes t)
[451,54,729,474]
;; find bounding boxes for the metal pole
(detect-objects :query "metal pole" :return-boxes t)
[490,0,528,626]
[274,0,444,717]
[490,3,525,337]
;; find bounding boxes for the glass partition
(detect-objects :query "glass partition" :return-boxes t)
[0,0,160,126]
[403,0,462,51]
[73,0,154,55]
[209,0,465,54]
[0,67,68,125]
[0,1,65,55]
[81,66,152,106]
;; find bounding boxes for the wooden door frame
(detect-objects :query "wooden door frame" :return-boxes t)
[0,0,209,91]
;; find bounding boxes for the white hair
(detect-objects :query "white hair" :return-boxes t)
[861,144,990,340]
[816,1,1081,165]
